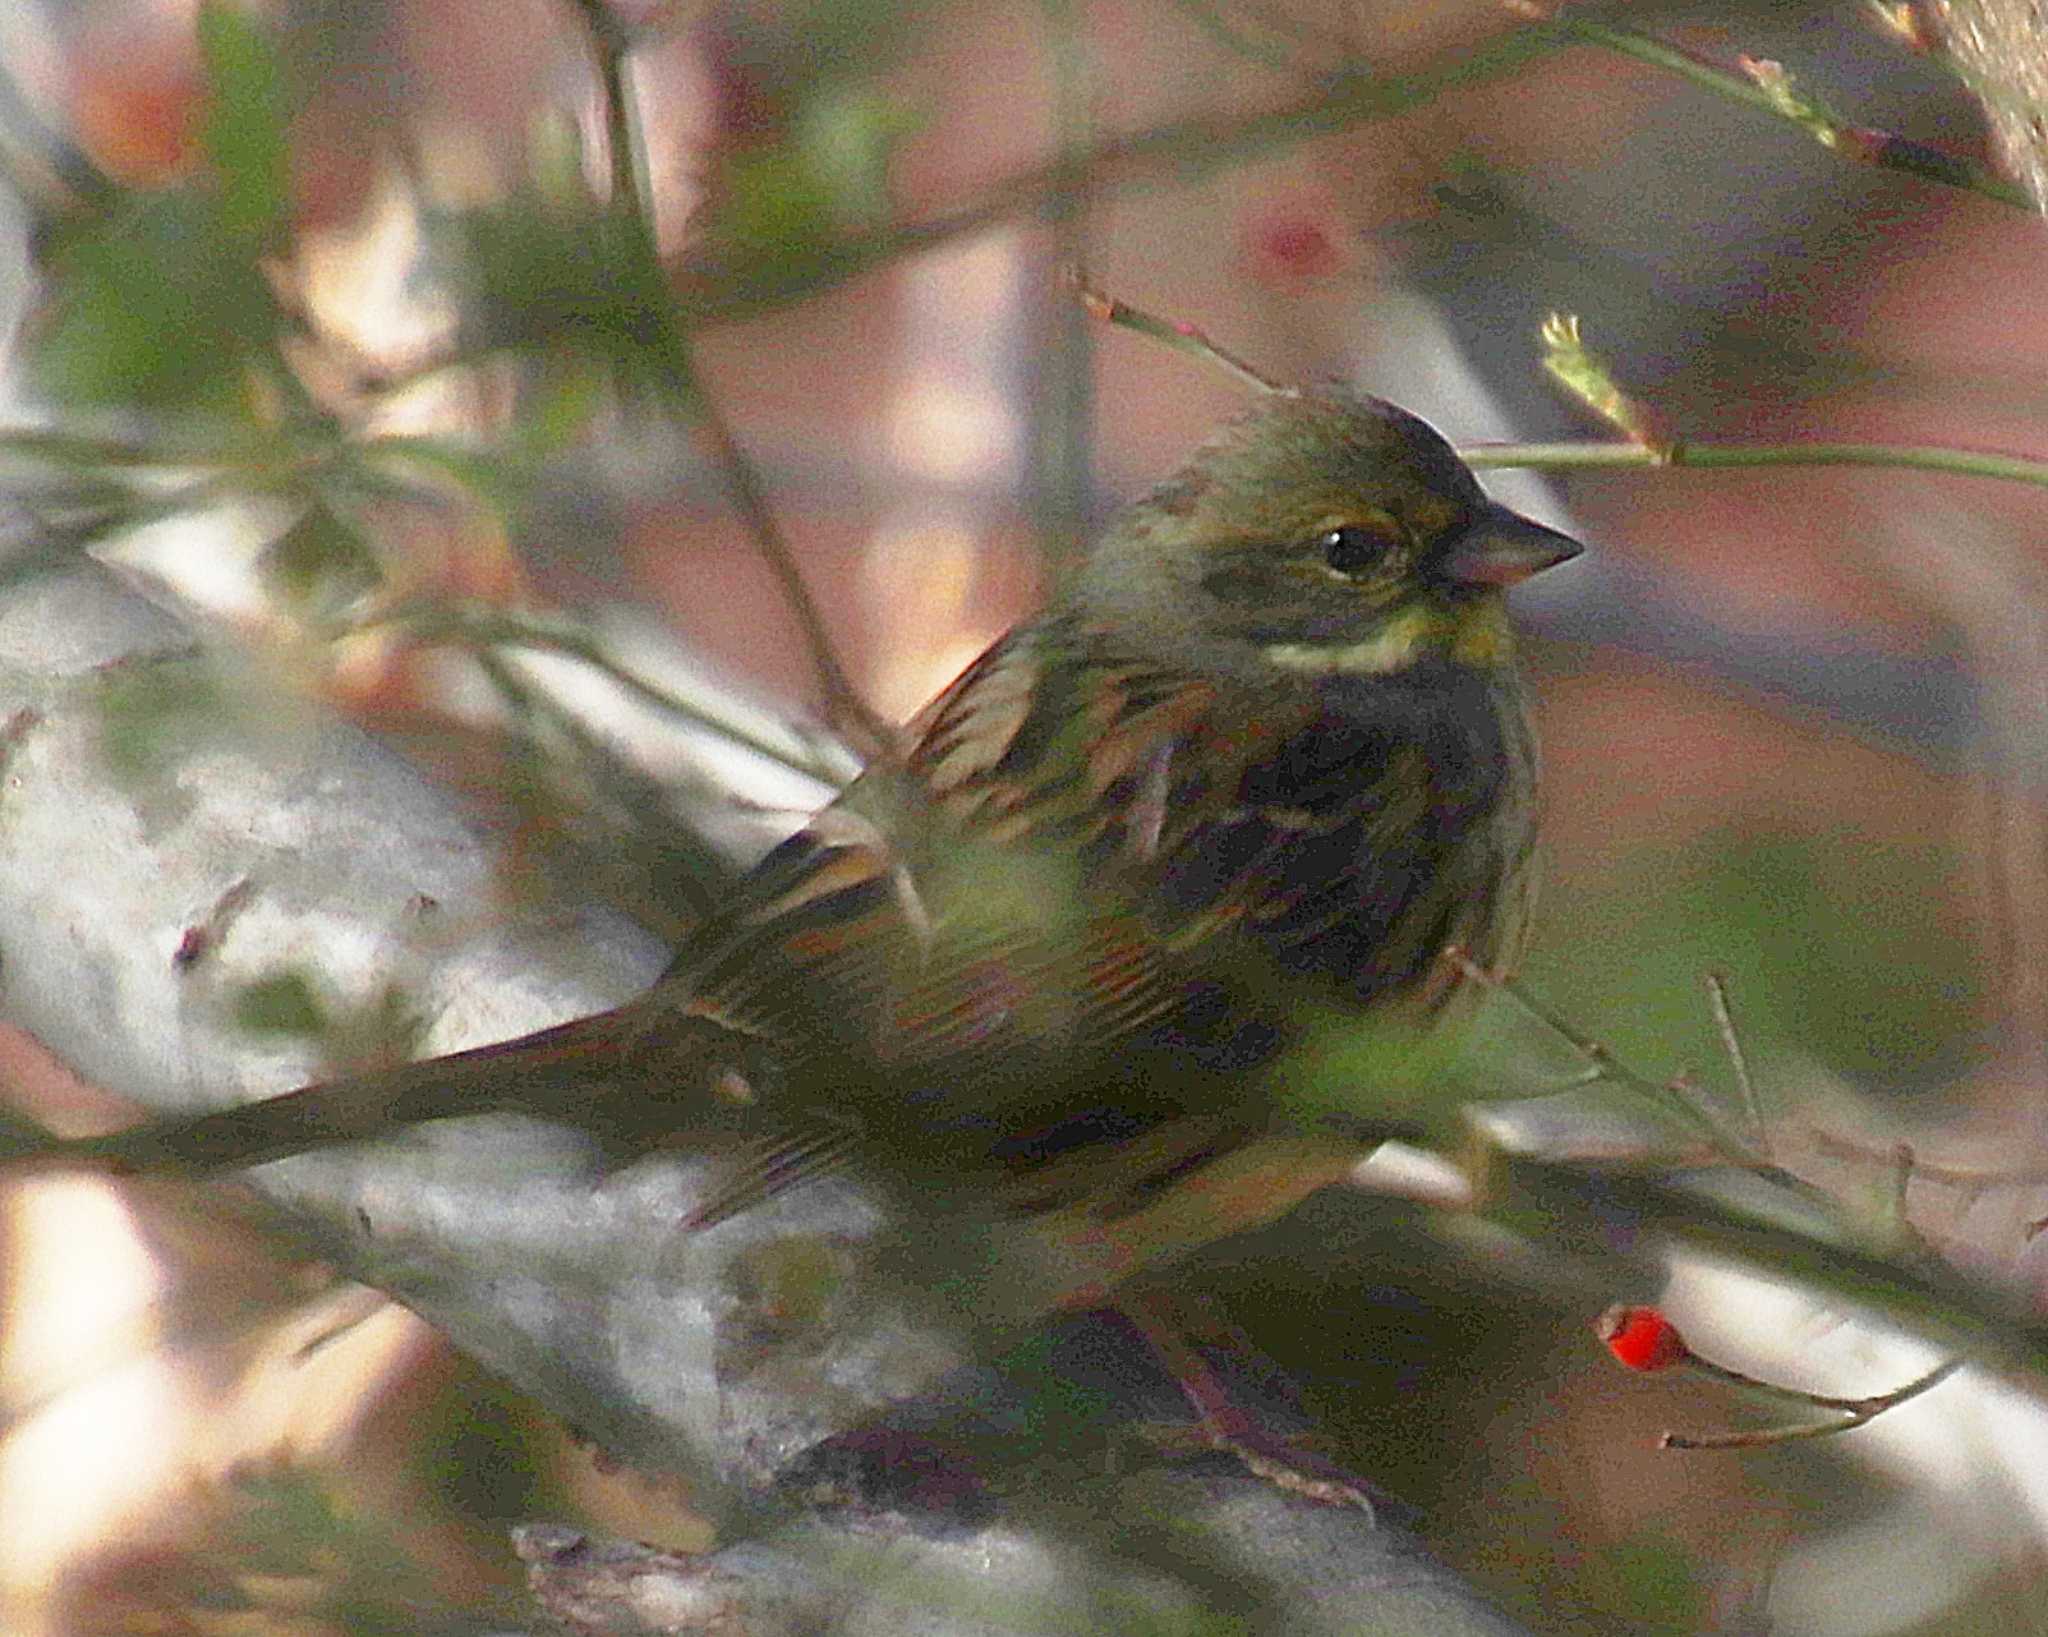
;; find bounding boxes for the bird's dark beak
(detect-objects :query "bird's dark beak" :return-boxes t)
[1439,504,1583,588]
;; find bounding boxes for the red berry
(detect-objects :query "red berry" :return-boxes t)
[1239,206,1343,288]
[1596,1304,1691,1373]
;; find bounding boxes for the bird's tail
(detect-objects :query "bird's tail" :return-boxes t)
[0,1001,710,1177]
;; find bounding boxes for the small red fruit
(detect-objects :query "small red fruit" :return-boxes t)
[1596,1304,1691,1373]
[1239,203,1343,288]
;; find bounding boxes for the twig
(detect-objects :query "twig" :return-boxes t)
[1662,1355,1965,1450]
[566,0,644,213]
[679,7,2028,330]
[1540,12,2030,211]
[1449,948,1607,1069]
[1444,948,1893,1217]
[1462,437,2048,489]
[1073,279,1287,394]
[1447,947,1751,1165]
[1802,1128,2048,1197]
[669,373,898,759]
[562,0,896,760]
[1703,973,1767,1157]
[380,599,852,785]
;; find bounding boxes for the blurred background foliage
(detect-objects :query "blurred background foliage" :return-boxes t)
[1,0,2047,1632]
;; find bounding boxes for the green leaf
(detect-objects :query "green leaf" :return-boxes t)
[258,500,382,627]
[429,196,674,368]
[355,433,526,517]
[795,85,920,229]
[197,0,292,244]
[521,361,608,458]
[31,5,293,408]
[33,191,277,408]
[713,145,848,265]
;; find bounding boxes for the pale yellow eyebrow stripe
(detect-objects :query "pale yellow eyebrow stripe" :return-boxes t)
[1261,601,1512,674]
[1261,606,1448,675]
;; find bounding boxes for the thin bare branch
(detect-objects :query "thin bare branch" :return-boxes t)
[562,0,897,759]
[1704,973,1767,1157]
[1074,278,1288,394]
[1542,12,2030,210]
[670,374,899,758]
[1663,1356,1966,1450]
[383,599,850,784]
[1802,1128,2048,1197]
[1446,946,1741,1160]
[676,8,2031,331]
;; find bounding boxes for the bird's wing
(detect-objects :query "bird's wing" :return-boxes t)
[669,635,1518,1231]
[671,625,1227,1054]
[666,625,1299,1220]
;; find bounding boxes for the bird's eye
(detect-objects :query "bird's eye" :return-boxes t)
[1319,524,1401,578]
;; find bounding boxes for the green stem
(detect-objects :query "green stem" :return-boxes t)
[1553,16,2031,212]
[565,0,645,216]
[386,601,850,785]
[1463,438,2048,489]
[560,0,893,758]
[681,9,2029,328]
[1037,0,1098,564]
[1077,284,1285,394]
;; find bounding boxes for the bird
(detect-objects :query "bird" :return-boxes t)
[10,384,1580,1324]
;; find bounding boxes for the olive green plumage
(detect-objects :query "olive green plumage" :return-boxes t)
[668,390,1572,1161]
[27,387,1580,1302]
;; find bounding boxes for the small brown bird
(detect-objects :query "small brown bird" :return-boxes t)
[18,386,1579,1321]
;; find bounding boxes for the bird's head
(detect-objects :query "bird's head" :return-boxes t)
[1069,389,1581,682]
